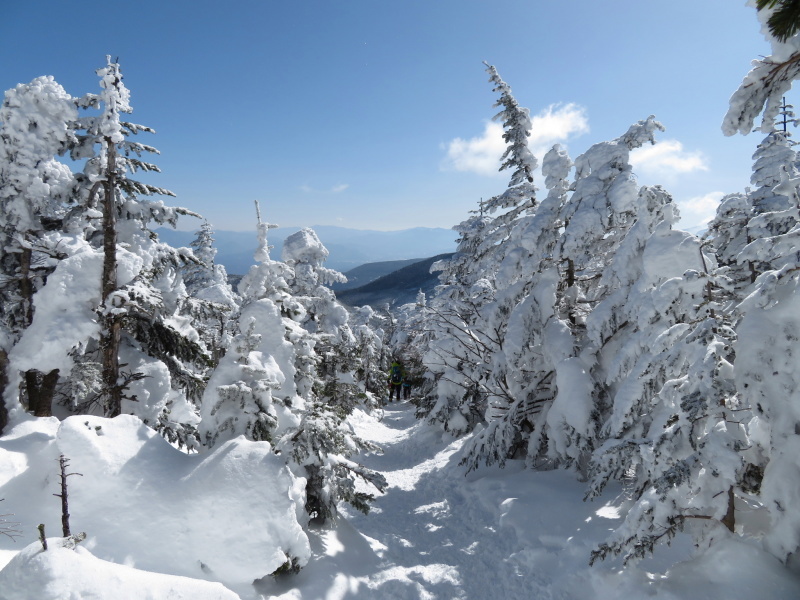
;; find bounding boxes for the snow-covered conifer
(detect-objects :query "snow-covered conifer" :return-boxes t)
[457,145,573,469]
[182,221,238,366]
[723,1,800,136]
[423,63,540,437]
[348,305,388,402]
[527,117,664,472]
[732,194,800,562]
[4,60,209,447]
[0,76,77,425]
[482,62,537,215]
[277,228,386,522]
[200,211,300,448]
[589,222,752,563]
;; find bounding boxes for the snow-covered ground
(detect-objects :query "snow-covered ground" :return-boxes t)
[258,402,800,600]
[1,401,799,599]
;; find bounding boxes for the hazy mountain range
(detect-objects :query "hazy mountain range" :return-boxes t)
[156,225,458,274]
[336,253,453,309]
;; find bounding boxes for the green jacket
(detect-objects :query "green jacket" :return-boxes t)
[388,362,404,385]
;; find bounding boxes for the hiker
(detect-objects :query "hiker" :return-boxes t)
[388,360,404,402]
[402,376,412,400]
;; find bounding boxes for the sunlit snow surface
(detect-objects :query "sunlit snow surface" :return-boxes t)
[1,403,798,599]
[258,403,800,600]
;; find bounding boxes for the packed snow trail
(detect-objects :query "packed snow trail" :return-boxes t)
[255,402,800,600]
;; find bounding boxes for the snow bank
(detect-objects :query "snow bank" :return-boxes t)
[264,404,800,600]
[0,538,239,600]
[0,414,310,589]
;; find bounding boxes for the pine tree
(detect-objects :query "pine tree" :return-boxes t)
[0,76,77,422]
[423,203,493,430]
[4,60,209,447]
[732,181,800,562]
[533,117,664,473]
[723,2,800,135]
[457,145,573,469]
[424,63,539,437]
[200,208,300,448]
[348,304,389,403]
[588,224,750,564]
[278,227,386,522]
[182,220,238,366]
[756,0,800,42]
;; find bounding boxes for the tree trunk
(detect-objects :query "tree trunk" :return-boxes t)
[99,139,122,418]
[19,246,34,327]
[566,258,577,326]
[721,486,736,533]
[0,350,9,435]
[25,369,60,417]
[57,455,72,537]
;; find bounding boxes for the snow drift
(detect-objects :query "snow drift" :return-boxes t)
[0,414,310,590]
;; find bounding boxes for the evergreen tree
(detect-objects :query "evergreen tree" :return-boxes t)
[278,227,386,522]
[458,144,573,469]
[348,304,389,403]
[423,205,493,431]
[4,60,209,447]
[588,217,751,563]
[732,186,800,562]
[756,0,800,42]
[182,220,238,366]
[0,76,76,424]
[200,210,301,448]
[724,2,800,136]
[424,62,538,437]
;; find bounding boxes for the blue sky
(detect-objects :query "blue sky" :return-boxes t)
[0,1,776,232]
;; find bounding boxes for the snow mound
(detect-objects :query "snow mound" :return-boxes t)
[0,415,310,589]
[0,538,239,600]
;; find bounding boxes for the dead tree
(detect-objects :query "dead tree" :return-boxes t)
[54,455,82,537]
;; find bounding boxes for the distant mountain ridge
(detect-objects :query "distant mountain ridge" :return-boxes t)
[335,253,453,309]
[155,225,457,274]
[333,258,424,292]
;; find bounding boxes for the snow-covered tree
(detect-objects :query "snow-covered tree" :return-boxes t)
[2,60,209,448]
[723,1,800,136]
[424,63,539,437]
[277,227,386,522]
[0,76,77,423]
[707,128,798,293]
[587,215,755,564]
[347,304,389,402]
[732,198,800,562]
[182,220,238,366]
[529,117,664,472]
[200,211,300,448]
[560,115,664,308]
[456,145,573,469]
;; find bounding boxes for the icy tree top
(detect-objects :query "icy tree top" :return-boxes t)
[96,56,132,145]
[0,76,76,232]
[282,228,329,267]
[541,144,572,191]
[573,115,664,182]
[483,62,537,212]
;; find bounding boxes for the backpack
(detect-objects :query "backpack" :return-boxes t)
[390,364,402,385]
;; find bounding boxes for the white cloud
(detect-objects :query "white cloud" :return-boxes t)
[442,103,589,176]
[442,121,506,177]
[528,103,589,154]
[300,183,350,194]
[677,191,724,231]
[631,140,708,176]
